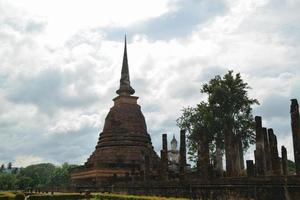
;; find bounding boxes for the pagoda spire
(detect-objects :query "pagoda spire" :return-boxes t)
[171,134,177,144]
[116,35,135,96]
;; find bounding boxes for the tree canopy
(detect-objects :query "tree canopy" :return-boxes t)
[177,71,258,165]
[0,162,78,190]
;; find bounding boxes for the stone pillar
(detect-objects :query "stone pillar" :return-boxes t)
[281,146,288,176]
[254,150,258,176]
[268,129,281,175]
[197,130,209,179]
[215,143,223,177]
[290,99,300,175]
[232,135,241,175]
[255,116,266,176]
[246,160,255,177]
[238,136,245,170]
[224,123,237,177]
[263,127,272,174]
[160,134,168,181]
[163,133,168,151]
[215,139,223,177]
[179,129,186,181]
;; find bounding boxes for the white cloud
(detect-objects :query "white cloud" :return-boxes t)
[0,0,299,167]
[4,0,172,45]
[14,155,44,167]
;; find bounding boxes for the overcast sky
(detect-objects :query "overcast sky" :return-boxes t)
[0,0,299,167]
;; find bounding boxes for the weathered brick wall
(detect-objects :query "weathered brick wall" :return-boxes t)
[73,177,300,200]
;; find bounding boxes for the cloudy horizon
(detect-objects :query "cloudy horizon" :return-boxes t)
[0,0,299,167]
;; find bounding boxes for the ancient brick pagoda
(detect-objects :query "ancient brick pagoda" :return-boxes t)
[67,36,300,199]
[71,37,160,186]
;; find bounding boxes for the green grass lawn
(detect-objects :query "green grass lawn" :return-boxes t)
[0,192,16,200]
[93,193,187,200]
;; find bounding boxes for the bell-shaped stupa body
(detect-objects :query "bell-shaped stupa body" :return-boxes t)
[71,37,160,185]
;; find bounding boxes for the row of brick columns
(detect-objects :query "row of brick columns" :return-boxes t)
[247,98,300,177]
[160,129,213,180]
[160,99,300,179]
[160,130,187,181]
[254,116,281,176]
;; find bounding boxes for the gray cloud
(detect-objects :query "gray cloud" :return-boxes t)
[6,68,100,115]
[1,123,99,165]
[35,126,99,164]
[102,0,228,41]
[0,0,300,167]
[255,94,290,119]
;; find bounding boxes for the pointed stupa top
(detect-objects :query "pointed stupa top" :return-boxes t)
[116,35,135,96]
[171,134,177,144]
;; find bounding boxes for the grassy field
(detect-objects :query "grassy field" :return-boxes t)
[93,193,187,200]
[0,192,16,200]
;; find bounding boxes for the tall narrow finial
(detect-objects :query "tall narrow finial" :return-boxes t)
[116,35,135,96]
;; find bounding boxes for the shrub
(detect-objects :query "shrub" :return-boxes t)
[27,193,187,200]
[14,193,25,200]
[94,193,187,200]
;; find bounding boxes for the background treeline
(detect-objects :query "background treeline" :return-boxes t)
[0,163,78,190]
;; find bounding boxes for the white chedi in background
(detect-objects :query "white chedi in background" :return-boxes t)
[168,134,179,172]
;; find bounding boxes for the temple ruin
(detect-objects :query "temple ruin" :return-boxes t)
[70,38,300,199]
[71,37,160,186]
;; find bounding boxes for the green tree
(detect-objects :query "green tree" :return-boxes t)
[17,176,34,189]
[0,162,79,190]
[50,163,70,186]
[177,103,215,162]
[0,173,17,190]
[7,162,12,170]
[177,71,258,175]
[49,163,78,191]
[17,163,56,189]
[0,164,4,172]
